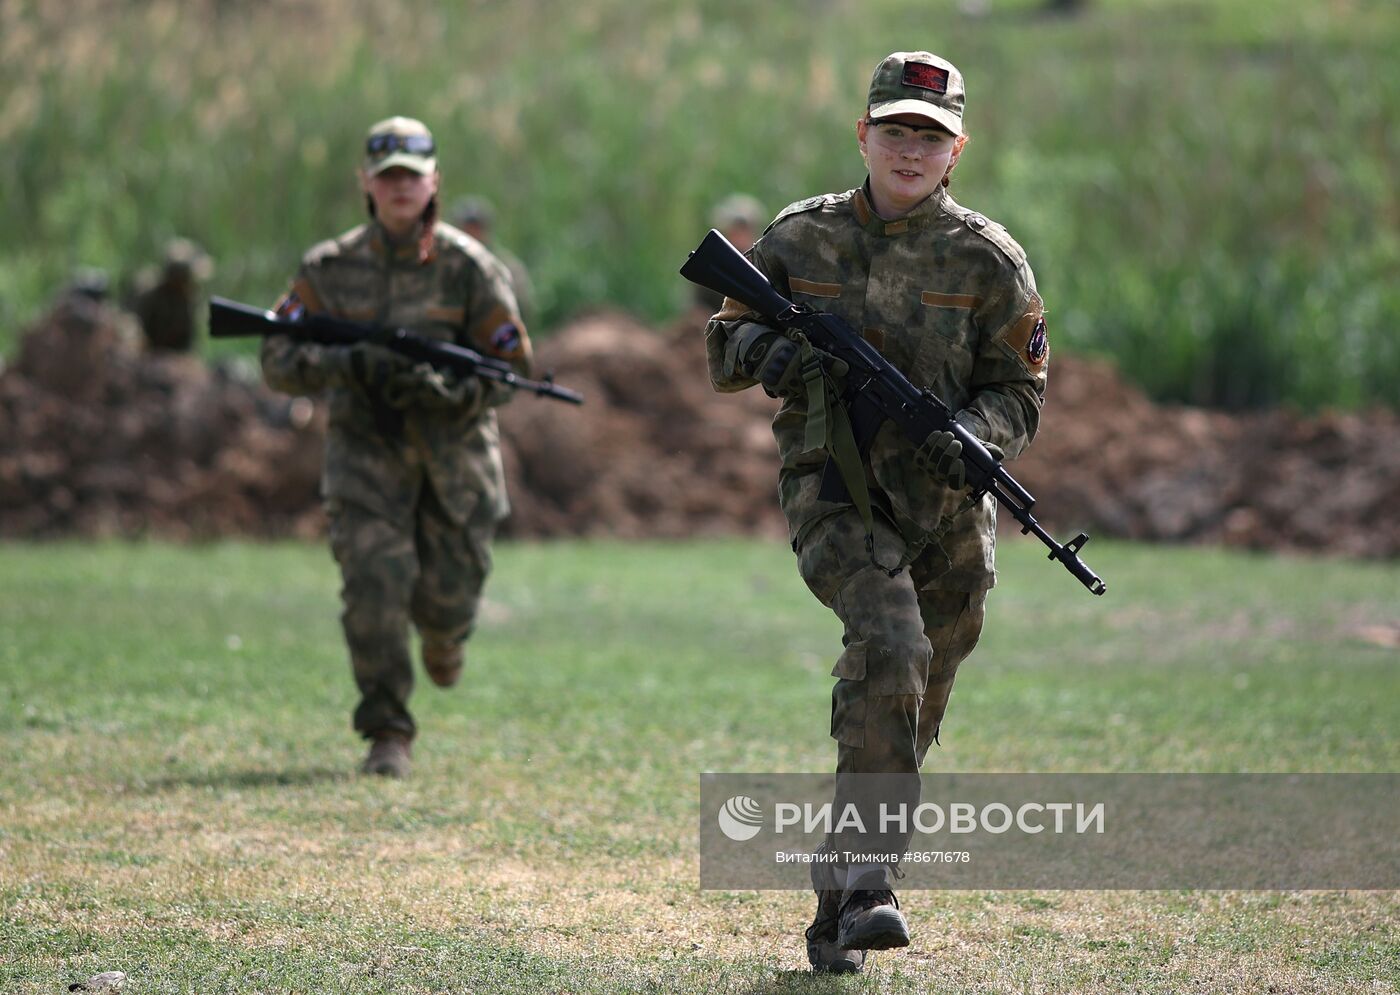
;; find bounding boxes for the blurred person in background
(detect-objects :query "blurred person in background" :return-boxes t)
[705,52,1048,972]
[448,195,535,326]
[260,116,532,779]
[128,238,213,353]
[692,193,766,316]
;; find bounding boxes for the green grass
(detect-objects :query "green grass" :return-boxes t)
[2,0,1398,409]
[1,537,1397,992]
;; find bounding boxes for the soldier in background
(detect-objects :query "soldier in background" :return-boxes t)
[706,52,1048,971]
[261,117,532,779]
[129,238,214,353]
[448,195,535,325]
[692,194,766,316]
[15,268,140,402]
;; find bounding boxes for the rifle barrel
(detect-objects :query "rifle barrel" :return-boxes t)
[207,297,583,405]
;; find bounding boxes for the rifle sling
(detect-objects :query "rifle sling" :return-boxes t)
[796,340,879,565]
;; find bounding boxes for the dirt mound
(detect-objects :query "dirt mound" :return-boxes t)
[497,310,783,539]
[1014,355,1400,557]
[0,294,323,539]
[2,297,1396,557]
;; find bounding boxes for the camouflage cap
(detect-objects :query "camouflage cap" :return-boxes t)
[709,193,767,231]
[363,116,438,176]
[866,52,965,135]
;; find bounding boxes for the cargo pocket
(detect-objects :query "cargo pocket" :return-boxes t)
[833,570,932,696]
[829,641,867,749]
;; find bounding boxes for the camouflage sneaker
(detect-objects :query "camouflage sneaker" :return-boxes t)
[360,733,412,778]
[836,874,910,951]
[422,641,463,688]
[806,843,866,973]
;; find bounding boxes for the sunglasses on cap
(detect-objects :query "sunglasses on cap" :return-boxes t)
[365,132,436,157]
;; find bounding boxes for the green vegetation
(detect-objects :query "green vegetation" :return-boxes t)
[1,537,1397,992]
[1,0,1397,409]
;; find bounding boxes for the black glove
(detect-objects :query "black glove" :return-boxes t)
[735,326,848,398]
[914,431,1006,490]
[740,329,802,395]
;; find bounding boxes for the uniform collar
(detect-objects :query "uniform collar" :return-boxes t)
[368,219,428,262]
[852,180,948,236]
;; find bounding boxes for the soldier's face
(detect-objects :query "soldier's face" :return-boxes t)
[857,114,961,218]
[361,166,440,235]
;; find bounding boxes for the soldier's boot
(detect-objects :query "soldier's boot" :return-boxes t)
[361,732,412,778]
[836,872,910,951]
[806,843,866,974]
[422,641,463,689]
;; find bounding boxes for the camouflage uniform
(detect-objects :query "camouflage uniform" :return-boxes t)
[262,219,531,740]
[129,238,213,353]
[706,181,1047,856]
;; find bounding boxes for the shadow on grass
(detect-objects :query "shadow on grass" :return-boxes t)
[131,766,350,793]
[742,969,865,993]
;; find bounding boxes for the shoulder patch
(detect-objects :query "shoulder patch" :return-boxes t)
[763,193,842,235]
[1003,293,1049,374]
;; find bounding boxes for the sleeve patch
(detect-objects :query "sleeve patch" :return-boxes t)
[274,291,305,321]
[275,276,324,318]
[1027,317,1048,365]
[489,322,523,357]
[1002,294,1048,371]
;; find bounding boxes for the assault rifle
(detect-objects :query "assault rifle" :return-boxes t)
[681,229,1105,596]
[208,297,584,405]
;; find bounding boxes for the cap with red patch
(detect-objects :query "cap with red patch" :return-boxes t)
[866,51,965,136]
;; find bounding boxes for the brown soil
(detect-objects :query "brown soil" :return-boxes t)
[3,296,1397,557]
[0,295,324,540]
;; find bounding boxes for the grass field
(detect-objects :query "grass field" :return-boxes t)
[1,537,1396,992]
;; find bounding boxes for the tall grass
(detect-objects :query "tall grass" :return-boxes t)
[1,0,1396,409]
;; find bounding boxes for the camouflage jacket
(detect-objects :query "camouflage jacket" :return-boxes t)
[705,183,1047,591]
[261,219,532,529]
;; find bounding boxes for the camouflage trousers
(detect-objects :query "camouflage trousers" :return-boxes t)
[327,483,497,740]
[796,509,987,866]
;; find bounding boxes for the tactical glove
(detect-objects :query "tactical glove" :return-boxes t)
[325,342,416,392]
[734,325,849,398]
[380,363,482,411]
[737,327,803,395]
[914,431,1005,490]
